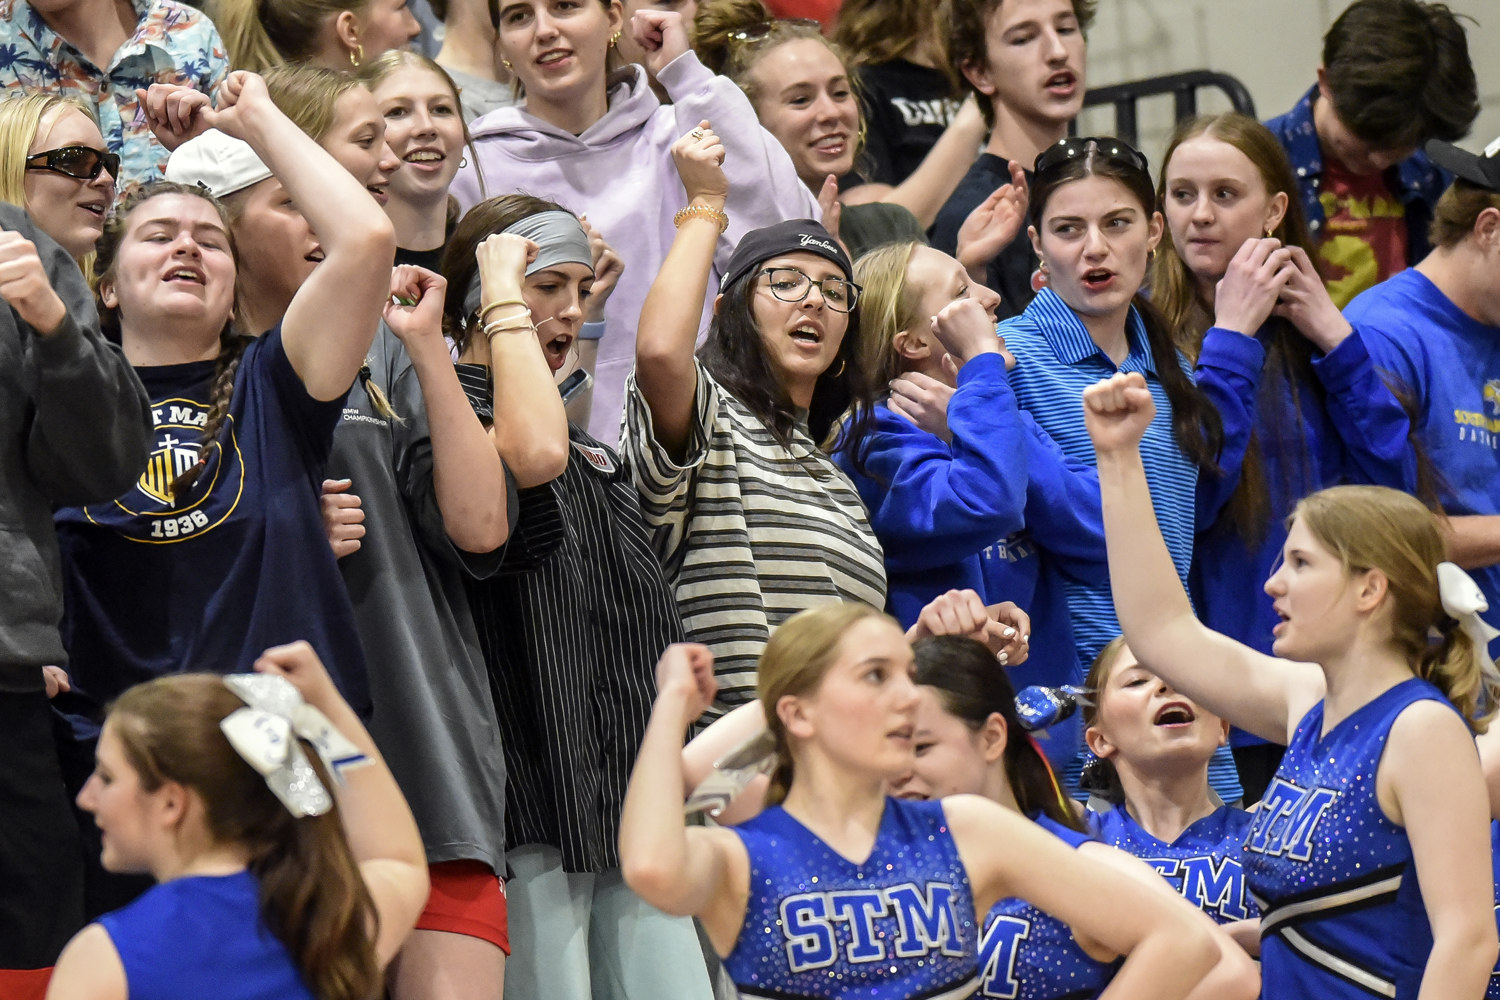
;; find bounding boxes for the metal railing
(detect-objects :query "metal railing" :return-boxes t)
[1079,70,1258,146]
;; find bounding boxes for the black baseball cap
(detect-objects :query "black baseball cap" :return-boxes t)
[720,219,854,292]
[1426,137,1500,193]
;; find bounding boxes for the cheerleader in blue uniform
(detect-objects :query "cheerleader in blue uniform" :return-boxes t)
[1084,371,1500,999]
[620,602,1219,999]
[895,635,1258,1000]
[1081,640,1259,953]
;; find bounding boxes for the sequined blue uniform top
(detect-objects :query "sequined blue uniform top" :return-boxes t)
[725,796,980,999]
[1244,677,1452,999]
[1487,821,1500,1000]
[979,814,1118,999]
[1094,802,1258,924]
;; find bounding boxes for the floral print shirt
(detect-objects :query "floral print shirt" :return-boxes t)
[0,0,227,190]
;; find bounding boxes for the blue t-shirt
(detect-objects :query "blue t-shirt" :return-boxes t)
[1094,803,1257,924]
[1348,269,1500,647]
[55,326,368,716]
[725,797,979,999]
[979,813,1118,999]
[98,869,315,1000]
[1244,677,1450,999]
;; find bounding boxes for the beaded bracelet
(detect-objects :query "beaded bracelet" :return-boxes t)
[674,204,728,233]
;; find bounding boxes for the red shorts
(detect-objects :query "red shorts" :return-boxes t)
[415,860,509,954]
[0,968,51,1000]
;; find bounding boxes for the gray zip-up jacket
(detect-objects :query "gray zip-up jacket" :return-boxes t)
[0,203,150,692]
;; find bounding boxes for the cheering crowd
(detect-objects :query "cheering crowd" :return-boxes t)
[1,0,1499,997]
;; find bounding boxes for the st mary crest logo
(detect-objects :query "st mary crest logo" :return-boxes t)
[83,396,244,543]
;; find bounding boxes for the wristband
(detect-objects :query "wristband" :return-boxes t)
[674,204,728,233]
[579,320,606,341]
[483,318,536,338]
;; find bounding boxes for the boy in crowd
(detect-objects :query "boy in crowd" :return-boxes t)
[1266,0,1477,307]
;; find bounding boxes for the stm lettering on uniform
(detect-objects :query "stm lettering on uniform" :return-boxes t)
[977,915,1030,999]
[780,882,963,972]
[1246,778,1339,861]
[1137,855,1249,920]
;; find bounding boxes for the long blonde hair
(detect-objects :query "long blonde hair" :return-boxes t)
[758,602,893,806]
[852,241,924,392]
[0,93,103,277]
[1295,485,1499,732]
[211,0,370,72]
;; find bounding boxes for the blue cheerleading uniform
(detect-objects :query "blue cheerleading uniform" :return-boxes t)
[979,814,1118,999]
[1244,677,1451,998]
[97,869,315,999]
[725,796,979,999]
[1094,803,1257,924]
[1488,821,1500,1000]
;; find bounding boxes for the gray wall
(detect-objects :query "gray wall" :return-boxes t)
[1073,0,1499,169]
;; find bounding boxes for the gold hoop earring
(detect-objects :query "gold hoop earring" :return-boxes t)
[348,43,363,67]
[1264,226,1275,239]
[1038,259,1049,275]
[501,57,513,70]
[832,358,846,378]
[609,30,622,46]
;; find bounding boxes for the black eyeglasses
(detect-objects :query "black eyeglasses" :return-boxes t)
[25,144,120,182]
[758,267,860,312]
[728,17,823,43]
[1033,136,1149,181]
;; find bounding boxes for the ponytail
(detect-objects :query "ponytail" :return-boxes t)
[210,0,372,71]
[1419,620,1495,732]
[110,676,382,1000]
[914,636,1086,833]
[210,0,290,72]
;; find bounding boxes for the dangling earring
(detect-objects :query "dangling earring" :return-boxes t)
[348,43,363,68]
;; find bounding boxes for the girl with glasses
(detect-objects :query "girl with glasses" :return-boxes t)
[0,94,117,272]
[452,0,819,439]
[622,125,885,719]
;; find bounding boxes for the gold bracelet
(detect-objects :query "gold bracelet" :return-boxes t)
[478,299,529,326]
[674,204,728,233]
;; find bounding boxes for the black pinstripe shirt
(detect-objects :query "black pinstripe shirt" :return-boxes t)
[459,364,682,873]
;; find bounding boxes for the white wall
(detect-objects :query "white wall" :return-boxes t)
[1073,0,1500,170]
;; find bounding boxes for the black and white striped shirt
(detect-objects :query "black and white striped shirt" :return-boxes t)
[621,361,887,716]
[459,364,681,873]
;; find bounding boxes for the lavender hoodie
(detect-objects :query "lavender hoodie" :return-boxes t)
[451,52,821,443]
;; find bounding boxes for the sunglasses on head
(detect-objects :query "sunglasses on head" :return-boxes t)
[25,144,120,182]
[727,17,823,43]
[1033,136,1149,181]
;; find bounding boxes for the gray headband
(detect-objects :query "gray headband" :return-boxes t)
[462,210,593,320]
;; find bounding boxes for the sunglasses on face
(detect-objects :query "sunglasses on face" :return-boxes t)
[1033,136,1149,182]
[25,144,120,182]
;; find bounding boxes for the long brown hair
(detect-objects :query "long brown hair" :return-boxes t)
[914,635,1084,831]
[1294,485,1499,732]
[211,0,372,71]
[758,602,893,807]
[1029,140,1224,474]
[832,0,949,70]
[93,182,249,502]
[109,675,382,1000]
[1150,113,1316,543]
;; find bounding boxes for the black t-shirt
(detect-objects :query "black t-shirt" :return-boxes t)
[931,152,1038,323]
[55,326,369,717]
[847,59,961,188]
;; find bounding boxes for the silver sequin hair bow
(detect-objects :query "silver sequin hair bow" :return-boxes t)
[219,674,371,818]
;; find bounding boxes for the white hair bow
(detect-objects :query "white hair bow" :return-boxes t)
[219,674,370,818]
[1436,562,1500,693]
